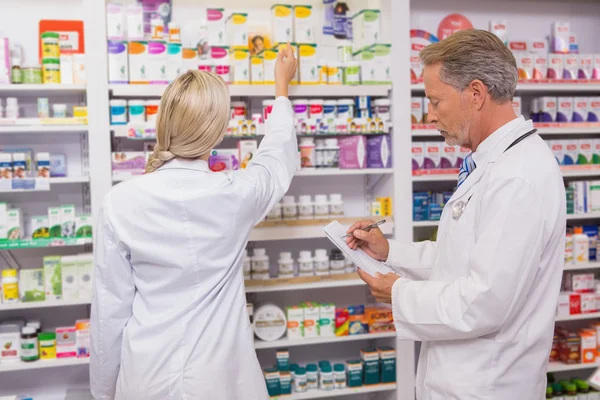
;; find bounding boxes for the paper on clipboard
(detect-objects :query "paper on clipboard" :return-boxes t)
[323,221,395,277]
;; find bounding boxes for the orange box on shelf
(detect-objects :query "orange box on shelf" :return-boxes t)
[365,307,395,333]
[580,328,597,363]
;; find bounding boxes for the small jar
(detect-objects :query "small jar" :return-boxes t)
[267,203,282,221]
[199,59,214,73]
[128,100,146,123]
[42,58,61,84]
[5,97,19,119]
[324,138,340,168]
[299,138,316,168]
[313,249,330,274]
[26,320,41,334]
[41,32,60,58]
[278,252,295,277]
[52,104,67,118]
[262,99,275,121]
[146,100,160,124]
[251,248,270,273]
[297,251,314,275]
[343,61,360,85]
[231,101,247,121]
[345,257,356,274]
[314,195,329,219]
[282,196,298,220]
[329,194,344,217]
[330,249,346,274]
[37,98,50,118]
[294,367,308,392]
[242,249,251,276]
[315,140,326,169]
[319,364,334,390]
[23,65,43,84]
[21,326,39,362]
[109,100,128,125]
[337,99,355,119]
[327,61,342,85]
[323,100,337,120]
[306,364,319,390]
[292,99,309,120]
[168,22,181,43]
[297,195,314,220]
[38,332,56,360]
[1,269,19,303]
[334,364,346,389]
[309,99,324,120]
[374,98,392,121]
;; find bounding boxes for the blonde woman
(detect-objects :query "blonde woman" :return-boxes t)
[90,45,298,400]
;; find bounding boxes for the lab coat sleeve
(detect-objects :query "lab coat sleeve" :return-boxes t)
[239,96,299,223]
[385,239,437,281]
[391,177,544,341]
[90,201,135,400]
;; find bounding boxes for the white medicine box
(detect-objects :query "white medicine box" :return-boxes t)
[352,9,381,52]
[230,49,250,85]
[271,4,293,44]
[226,13,248,48]
[286,306,304,339]
[293,5,314,43]
[61,256,79,301]
[108,41,129,84]
[298,44,318,84]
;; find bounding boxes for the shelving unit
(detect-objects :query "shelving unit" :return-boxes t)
[0,84,87,93]
[269,384,398,400]
[411,82,600,93]
[0,358,90,373]
[0,299,91,311]
[254,332,396,350]
[548,361,600,373]
[555,312,600,322]
[0,125,88,134]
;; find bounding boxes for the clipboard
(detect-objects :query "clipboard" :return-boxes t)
[323,221,395,277]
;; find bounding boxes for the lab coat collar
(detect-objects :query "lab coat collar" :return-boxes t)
[158,158,210,172]
[451,116,532,200]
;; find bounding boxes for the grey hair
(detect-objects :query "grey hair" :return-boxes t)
[420,29,518,103]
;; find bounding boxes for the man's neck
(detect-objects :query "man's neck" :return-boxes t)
[471,105,517,152]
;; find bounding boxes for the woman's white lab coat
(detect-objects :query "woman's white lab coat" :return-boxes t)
[90,97,298,400]
[387,117,566,399]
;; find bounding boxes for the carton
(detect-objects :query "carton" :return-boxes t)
[56,326,76,358]
[238,140,257,169]
[181,48,199,73]
[532,54,547,80]
[578,140,594,165]
[61,256,79,301]
[354,47,376,84]
[75,215,93,238]
[582,292,598,313]
[61,205,76,238]
[424,143,441,169]
[19,269,45,302]
[271,4,293,43]
[293,5,314,43]
[556,292,570,317]
[302,302,320,338]
[573,273,595,293]
[226,13,248,48]
[412,142,425,171]
[593,54,600,80]
[360,348,380,385]
[148,41,168,84]
[540,97,557,122]
[489,20,507,45]
[594,139,600,164]
[365,308,394,333]
[564,140,579,165]
[563,54,578,80]
[166,43,182,82]
[441,144,459,169]
[548,54,564,79]
[558,327,580,364]
[48,207,61,238]
[339,136,366,169]
[128,41,149,84]
[319,304,335,337]
[551,22,570,54]
[0,153,11,181]
[107,41,129,84]
[369,44,392,83]
[573,98,589,122]
[352,10,381,52]
[579,54,594,80]
[298,43,318,84]
[378,346,397,383]
[31,215,49,239]
[260,48,277,85]
[75,320,90,358]
[517,52,533,80]
[411,98,423,124]
[580,329,597,363]
[77,254,94,300]
[6,209,22,240]
[44,256,62,300]
[512,97,522,117]
[557,97,573,123]
[589,97,600,122]
[250,55,263,84]
[207,9,226,46]
[366,135,391,168]
[230,48,250,84]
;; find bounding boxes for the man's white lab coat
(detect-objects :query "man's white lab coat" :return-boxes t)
[388,117,565,399]
[90,97,298,400]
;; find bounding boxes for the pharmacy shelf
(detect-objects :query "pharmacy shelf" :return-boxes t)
[0,237,92,250]
[0,357,89,373]
[555,312,600,322]
[50,176,90,184]
[564,262,600,271]
[0,84,87,94]
[254,332,396,350]
[567,212,600,220]
[547,361,600,373]
[562,169,600,178]
[412,126,600,137]
[246,277,365,293]
[109,84,391,98]
[412,220,439,227]
[412,82,600,93]
[270,384,397,399]
[411,173,457,182]
[296,169,394,177]
[413,168,600,181]
[0,125,88,134]
[250,217,394,242]
[0,299,90,311]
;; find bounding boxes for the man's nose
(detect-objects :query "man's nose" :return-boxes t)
[427,112,437,124]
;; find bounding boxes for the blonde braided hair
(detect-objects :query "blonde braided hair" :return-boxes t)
[145,70,230,173]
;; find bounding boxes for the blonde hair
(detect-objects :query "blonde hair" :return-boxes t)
[420,29,517,103]
[145,70,230,173]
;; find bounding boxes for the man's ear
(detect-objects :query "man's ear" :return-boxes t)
[468,79,487,111]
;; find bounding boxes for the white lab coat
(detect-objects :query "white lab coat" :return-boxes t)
[90,97,298,400]
[387,117,565,400]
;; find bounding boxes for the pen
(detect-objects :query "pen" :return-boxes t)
[341,219,386,239]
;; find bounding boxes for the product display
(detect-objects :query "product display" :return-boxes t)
[412,142,471,175]
[265,194,346,222]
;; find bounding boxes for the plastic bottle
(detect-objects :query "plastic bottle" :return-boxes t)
[251,248,270,280]
[565,383,578,398]
[315,139,326,169]
[20,326,39,362]
[282,196,298,220]
[298,195,314,220]
[329,194,344,218]
[325,138,340,168]
[314,195,329,219]
[294,367,308,392]
[2,269,19,303]
[319,364,334,390]
[292,99,309,120]
[299,138,316,168]
[574,227,590,264]
[309,99,324,119]
[306,364,318,389]
[267,203,282,221]
[314,249,330,275]
[375,98,392,121]
[242,249,251,279]
[337,99,355,119]
[330,249,346,274]
[145,100,161,124]
[5,98,19,119]
[128,100,146,123]
[334,363,346,388]
[323,100,337,120]
[546,386,553,399]
[109,99,127,125]
[552,383,564,399]
[278,252,295,278]
[298,251,314,276]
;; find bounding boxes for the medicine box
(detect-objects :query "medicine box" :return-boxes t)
[181,48,198,73]
[319,303,336,337]
[593,55,600,80]
[293,5,314,43]
[44,256,62,300]
[76,320,90,358]
[563,54,578,80]
[366,135,391,169]
[273,43,299,84]
[517,52,533,80]
[0,203,8,240]
[579,54,593,80]
[61,204,76,238]
[574,98,589,122]
[573,273,595,293]
[369,44,391,83]
[533,54,547,80]
[301,302,320,338]
[19,269,45,303]
[128,41,149,84]
[489,20,507,45]
[56,326,76,358]
[347,360,363,387]
[75,215,93,238]
[226,13,248,48]
[589,97,600,122]
[0,153,12,180]
[167,43,182,82]
[580,329,597,363]
[106,3,125,40]
[77,254,94,300]
[148,41,168,84]
[6,209,22,240]
[564,140,578,165]
[61,256,79,301]
[441,145,459,169]
[48,207,61,238]
[354,47,376,84]
[287,306,304,339]
[352,10,381,52]
[230,48,250,85]
[126,4,144,41]
[339,136,366,169]
[578,140,594,165]
[412,142,425,171]
[378,346,397,383]
[556,292,570,317]
[260,49,277,84]
[207,9,226,46]
[552,22,570,54]
[424,143,441,169]
[411,98,423,124]
[540,97,557,122]
[276,349,290,371]
[298,43,318,84]
[250,55,263,84]
[581,293,597,314]
[360,348,380,385]
[238,140,258,169]
[557,97,573,123]
[108,41,128,84]
[271,4,293,43]
[548,54,564,79]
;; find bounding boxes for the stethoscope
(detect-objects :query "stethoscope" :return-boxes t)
[451,128,538,221]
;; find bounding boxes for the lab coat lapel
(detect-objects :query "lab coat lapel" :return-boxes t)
[448,162,487,203]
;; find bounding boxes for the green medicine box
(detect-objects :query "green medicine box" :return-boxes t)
[264,368,280,397]
[378,346,397,383]
[361,348,380,385]
[276,348,289,372]
[346,359,363,387]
